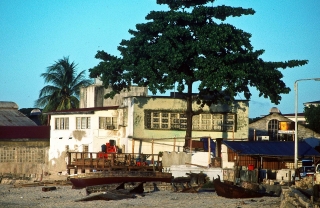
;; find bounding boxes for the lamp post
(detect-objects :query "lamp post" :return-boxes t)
[294,78,320,169]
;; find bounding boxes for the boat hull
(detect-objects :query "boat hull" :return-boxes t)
[69,171,172,189]
[213,177,264,198]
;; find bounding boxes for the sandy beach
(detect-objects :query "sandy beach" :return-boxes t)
[0,184,281,208]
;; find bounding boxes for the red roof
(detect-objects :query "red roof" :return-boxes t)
[0,126,50,139]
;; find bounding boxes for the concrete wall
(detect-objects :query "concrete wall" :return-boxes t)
[162,151,222,181]
[162,151,214,168]
[0,141,49,176]
[162,151,192,167]
[80,84,148,108]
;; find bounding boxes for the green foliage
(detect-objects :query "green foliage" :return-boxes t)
[89,2,308,137]
[35,57,93,119]
[304,105,320,134]
[157,0,209,10]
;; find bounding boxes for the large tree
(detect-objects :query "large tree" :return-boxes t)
[304,105,320,134]
[89,0,308,141]
[35,57,92,116]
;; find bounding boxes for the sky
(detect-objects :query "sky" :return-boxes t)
[1,0,320,118]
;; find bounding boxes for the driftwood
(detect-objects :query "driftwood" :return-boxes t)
[13,180,71,188]
[178,185,203,193]
[76,182,145,202]
[42,186,57,192]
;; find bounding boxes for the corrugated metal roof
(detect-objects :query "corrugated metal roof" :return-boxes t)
[0,102,37,126]
[223,141,320,157]
[0,101,18,109]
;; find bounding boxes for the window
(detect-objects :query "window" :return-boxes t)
[76,117,90,129]
[99,117,118,129]
[146,111,187,130]
[145,111,236,132]
[54,117,69,130]
[268,119,279,141]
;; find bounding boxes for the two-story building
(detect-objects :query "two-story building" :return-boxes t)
[47,80,249,174]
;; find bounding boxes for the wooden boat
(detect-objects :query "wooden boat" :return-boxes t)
[75,182,145,201]
[213,176,265,198]
[69,171,172,189]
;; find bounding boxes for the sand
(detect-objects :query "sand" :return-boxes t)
[0,184,281,208]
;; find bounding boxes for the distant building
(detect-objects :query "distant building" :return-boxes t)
[304,100,320,108]
[249,107,320,141]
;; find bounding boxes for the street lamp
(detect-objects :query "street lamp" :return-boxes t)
[294,78,320,169]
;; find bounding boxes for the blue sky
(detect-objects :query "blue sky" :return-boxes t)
[1,0,320,118]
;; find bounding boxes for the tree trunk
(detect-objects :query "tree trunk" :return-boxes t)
[185,81,193,149]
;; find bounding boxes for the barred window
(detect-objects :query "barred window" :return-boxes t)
[76,117,91,129]
[145,111,236,132]
[99,117,118,129]
[83,145,89,158]
[54,117,69,130]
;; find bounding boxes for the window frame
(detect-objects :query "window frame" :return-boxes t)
[145,111,236,132]
[76,117,91,129]
[99,117,118,129]
[54,117,69,130]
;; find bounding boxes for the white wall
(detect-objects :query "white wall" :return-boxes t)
[221,143,235,168]
[49,108,127,172]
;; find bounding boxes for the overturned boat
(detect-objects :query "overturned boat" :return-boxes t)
[213,177,265,198]
[69,171,172,189]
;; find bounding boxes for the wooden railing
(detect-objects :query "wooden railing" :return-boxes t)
[66,152,163,174]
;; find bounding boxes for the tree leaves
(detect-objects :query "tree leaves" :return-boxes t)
[304,105,320,134]
[89,2,308,137]
[36,57,93,112]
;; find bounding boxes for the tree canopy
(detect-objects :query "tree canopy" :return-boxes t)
[89,0,308,139]
[35,57,92,115]
[304,105,320,134]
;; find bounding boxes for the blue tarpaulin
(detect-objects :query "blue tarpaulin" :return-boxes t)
[200,137,215,155]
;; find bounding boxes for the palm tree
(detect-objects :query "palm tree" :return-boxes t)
[35,57,92,115]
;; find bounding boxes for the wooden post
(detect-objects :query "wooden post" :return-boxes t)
[208,137,211,165]
[173,137,176,152]
[189,137,192,153]
[111,154,115,166]
[152,140,154,162]
[233,126,235,141]
[67,152,71,174]
[89,153,93,172]
[152,140,154,171]
[132,139,135,158]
